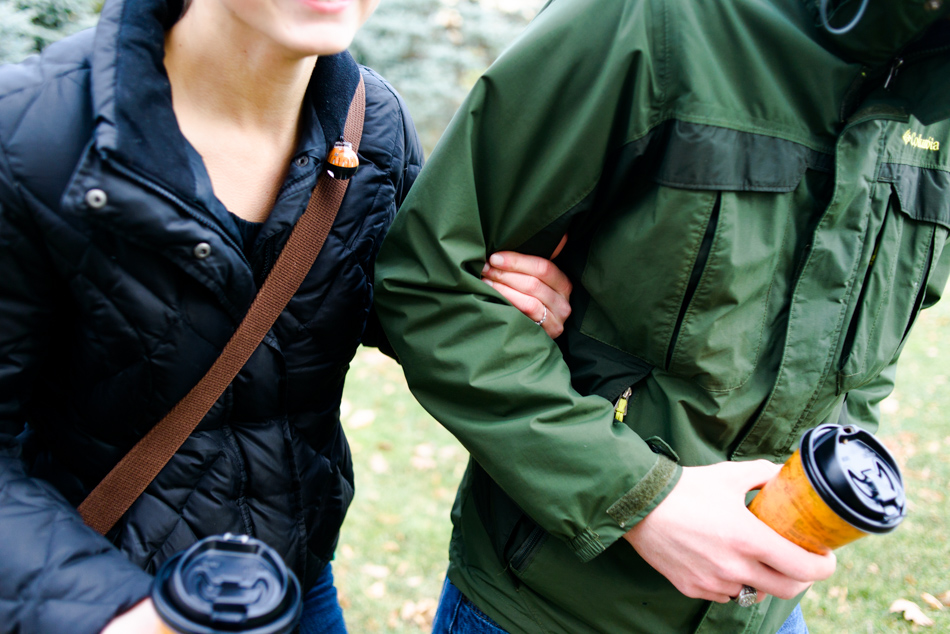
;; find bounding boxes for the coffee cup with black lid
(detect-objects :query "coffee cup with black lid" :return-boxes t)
[151,533,302,634]
[749,423,906,553]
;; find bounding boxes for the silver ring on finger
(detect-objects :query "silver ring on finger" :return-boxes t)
[731,585,757,608]
[535,305,548,326]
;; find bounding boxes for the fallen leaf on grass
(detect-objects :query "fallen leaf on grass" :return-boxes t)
[348,409,376,429]
[890,599,935,626]
[936,590,950,607]
[365,581,386,599]
[399,598,438,628]
[921,593,945,611]
[410,444,438,470]
[369,453,389,474]
[361,564,390,579]
[916,488,945,503]
[881,398,900,415]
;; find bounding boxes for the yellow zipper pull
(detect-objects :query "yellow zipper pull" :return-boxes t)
[614,387,633,422]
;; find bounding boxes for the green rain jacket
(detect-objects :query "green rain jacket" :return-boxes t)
[374,0,950,632]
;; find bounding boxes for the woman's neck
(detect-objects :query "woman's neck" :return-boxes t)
[164,3,316,139]
[162,3,319,222]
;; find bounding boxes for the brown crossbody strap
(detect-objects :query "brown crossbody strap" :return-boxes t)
[78,77,366,536]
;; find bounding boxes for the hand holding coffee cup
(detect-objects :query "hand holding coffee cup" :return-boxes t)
[749,423,906,553]
[734,424,906,607]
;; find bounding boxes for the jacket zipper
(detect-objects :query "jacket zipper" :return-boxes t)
[614,387,633,423]
[665,193,721,370]
[883,58,904,90]
[902,233,935,341]
[508,524,547,573]
[103,154,251,268]
[841,42,950,121]
[838,206,888,367]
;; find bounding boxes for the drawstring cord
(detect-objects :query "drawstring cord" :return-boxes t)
[820,0,871,34]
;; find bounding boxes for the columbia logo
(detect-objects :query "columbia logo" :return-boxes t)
[903,129,940,151]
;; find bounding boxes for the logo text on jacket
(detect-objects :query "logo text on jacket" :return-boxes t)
[903,129,941,151]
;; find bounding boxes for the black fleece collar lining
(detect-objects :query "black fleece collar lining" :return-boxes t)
[805,0,950,67]
[89,0,361,203]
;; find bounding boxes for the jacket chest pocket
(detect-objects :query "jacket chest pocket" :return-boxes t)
[837,165,950,394]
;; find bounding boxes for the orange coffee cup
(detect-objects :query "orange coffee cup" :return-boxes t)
[748,424,905,554]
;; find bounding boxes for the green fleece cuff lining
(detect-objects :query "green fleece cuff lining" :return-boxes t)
[606,455,678,528]
[568,528,606,563]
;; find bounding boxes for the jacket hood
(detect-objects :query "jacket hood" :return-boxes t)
[807,0,950,66]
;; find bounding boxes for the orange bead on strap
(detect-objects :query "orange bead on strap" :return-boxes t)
[326,141,359,180]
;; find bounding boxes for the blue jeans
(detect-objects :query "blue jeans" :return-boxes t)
[297,563,348,634]
[776,603,808,634]
[431,577,809,634]
[431,577,508,634]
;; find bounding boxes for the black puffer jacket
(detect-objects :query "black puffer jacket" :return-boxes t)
[0,0,422,631]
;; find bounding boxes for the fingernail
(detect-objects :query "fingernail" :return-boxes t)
[482,278,494,288]
[482,262,490,275]
[489,254,504,267]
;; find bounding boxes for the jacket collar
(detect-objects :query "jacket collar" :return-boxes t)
[806,0,950,67]
[89,0,362,202]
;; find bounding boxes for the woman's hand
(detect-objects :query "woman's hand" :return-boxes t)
[483,234,572,339]
[101,598,163,634]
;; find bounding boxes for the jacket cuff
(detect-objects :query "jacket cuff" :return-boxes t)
[606,454,679,528]
[568,454,682,563]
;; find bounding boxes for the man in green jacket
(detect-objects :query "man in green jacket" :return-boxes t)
[374,0,950,632]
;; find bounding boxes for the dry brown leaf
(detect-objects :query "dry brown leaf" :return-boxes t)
[348,408,375,429]
[921,592,945,611]
[410,455,438,470]
[399,598,438,628]
[365,581,386,599]
[890,599,936,627]
[387,611,400,629]
[377,513,401,525]
[881,397,900,415]
[917,488,945,503]
[369,454,389,474]
[936,590,950,607]
[361,564,390,579]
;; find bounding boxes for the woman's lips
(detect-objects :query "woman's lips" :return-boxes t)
[300,0,353,15]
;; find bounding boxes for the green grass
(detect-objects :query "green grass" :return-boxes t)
[337,300,950,632]
[801,299,950,633]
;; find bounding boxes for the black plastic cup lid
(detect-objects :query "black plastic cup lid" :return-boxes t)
[152,534,302,634]
[799,424,906,534]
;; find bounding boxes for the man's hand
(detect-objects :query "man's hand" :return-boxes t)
[483,234,572,339]
[623,460,837,603]
[101,598,163,634]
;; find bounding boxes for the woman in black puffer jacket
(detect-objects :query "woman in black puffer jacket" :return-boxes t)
[0,0,572,632]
